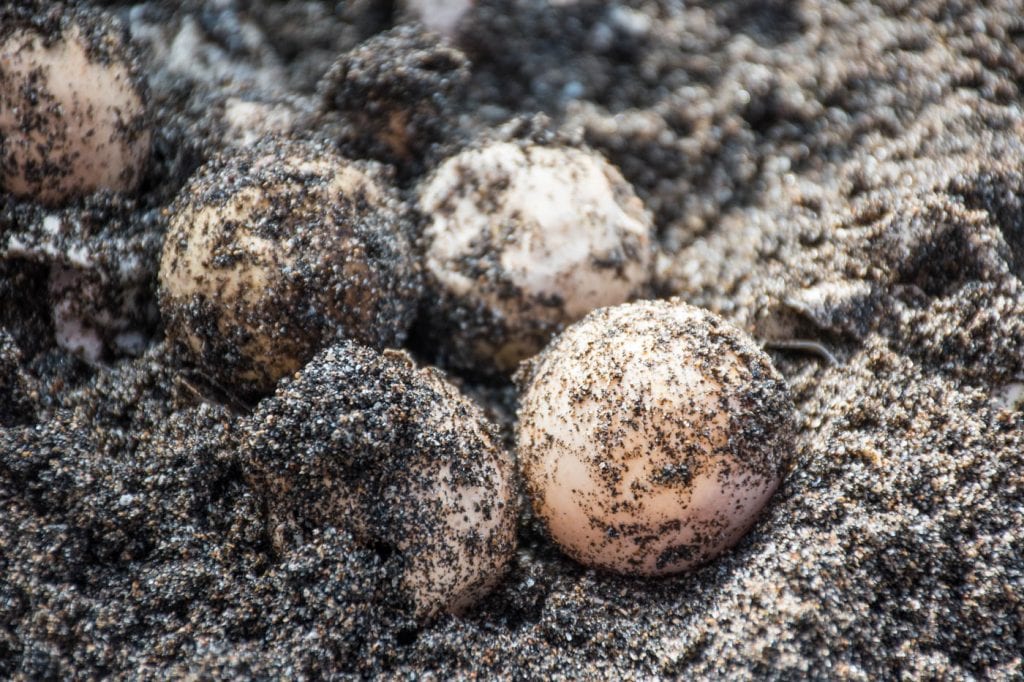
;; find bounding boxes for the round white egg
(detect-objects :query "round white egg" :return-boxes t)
[0,13,151,204]
[419,141,653,373]
[517,299,794,575]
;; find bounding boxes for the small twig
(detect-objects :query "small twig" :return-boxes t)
[175,371,254,413]
[762,339,840,367]
[177,376,205,402]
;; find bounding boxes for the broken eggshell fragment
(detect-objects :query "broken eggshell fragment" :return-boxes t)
[399,0,474,38]
[2,203,160,363]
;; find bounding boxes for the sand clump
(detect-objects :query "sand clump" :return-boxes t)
[243,342,519,618]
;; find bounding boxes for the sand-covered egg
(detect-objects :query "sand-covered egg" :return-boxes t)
[517,299,794,576]
[0,6,151,204]
[419,141,653,374]
[318,25,469,170]
[243,341,519,618]
[158,139,421,395]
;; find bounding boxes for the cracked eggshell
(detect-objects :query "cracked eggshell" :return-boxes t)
[419,141,653,374]
[158,139,421,395]
[516,299,795,576]
[243,342,519,618]
[49,264,151,363]
[0,9,151,205]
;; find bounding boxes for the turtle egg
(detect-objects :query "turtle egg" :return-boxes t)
[516,299,795,576]
[243,342,518,618]
[0,8,151,204]
[158,138,421,395]
[419,141,653,374]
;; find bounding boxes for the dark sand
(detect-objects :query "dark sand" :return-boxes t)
[2,0,1023,678]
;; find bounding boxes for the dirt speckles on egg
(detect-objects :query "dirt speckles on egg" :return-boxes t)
[418,140,653,375]
[243,342,519,618]
[158,138,421,395]
[516,299,795,576]
[0,6,152,205]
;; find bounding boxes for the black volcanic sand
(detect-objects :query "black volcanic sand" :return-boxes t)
[2,0,1023,678]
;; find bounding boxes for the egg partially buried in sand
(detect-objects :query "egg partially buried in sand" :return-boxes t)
[516,299,794,576]
[0,6,151,204]
[158,139,420,395]
[243,342,518,618]
[419,141,652,375]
